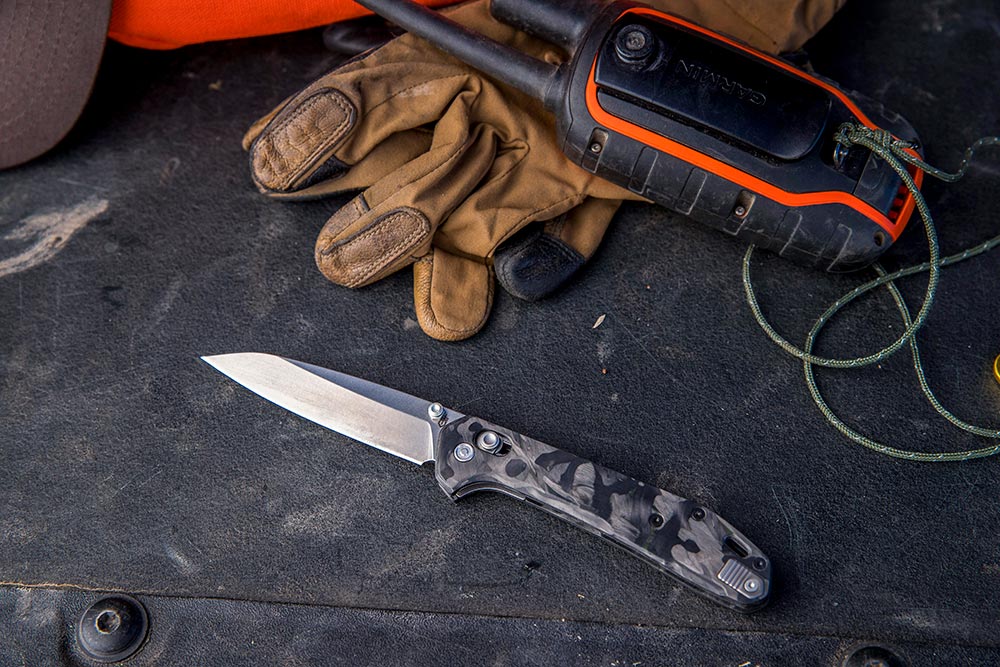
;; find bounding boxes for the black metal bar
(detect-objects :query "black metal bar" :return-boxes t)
[355,0,562,106]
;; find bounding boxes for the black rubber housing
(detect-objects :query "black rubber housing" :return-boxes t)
[554,2,921,272]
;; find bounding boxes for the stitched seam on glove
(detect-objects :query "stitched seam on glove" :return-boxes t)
[537,234,586,265]
[253,89,355,192]
[362,73,471,121]
[316,119,485,286]
[359,118,488,219]
[465,137,531,190]
[322,208,430,288]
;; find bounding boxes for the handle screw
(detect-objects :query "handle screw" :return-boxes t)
[476,430,502,453]
[744,578,760,593]
[427,403,446,421]
[454,443,475,462]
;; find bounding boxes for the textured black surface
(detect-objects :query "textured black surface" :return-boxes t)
[1,0,999,664]
[9,586,1000,667]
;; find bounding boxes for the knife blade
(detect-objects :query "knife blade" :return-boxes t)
[202,352,772,611]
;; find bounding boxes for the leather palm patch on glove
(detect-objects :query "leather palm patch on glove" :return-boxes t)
[243,0,843,341]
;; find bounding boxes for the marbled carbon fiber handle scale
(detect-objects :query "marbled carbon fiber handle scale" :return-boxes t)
[434,416,771,611]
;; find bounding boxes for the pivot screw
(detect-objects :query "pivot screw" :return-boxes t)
[476,430,502,453]
[427,403,446,421]
[744,578,760,594]
[454,443,475,462]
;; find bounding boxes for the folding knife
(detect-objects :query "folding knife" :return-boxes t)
[202,353,772,611]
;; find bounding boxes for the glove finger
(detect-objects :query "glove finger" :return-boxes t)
[413,249,494,342]
[242,91,430,180]
[315,115,497,288]
[246,61,509,198]
[494,198,622,302]
[263,128,432,201]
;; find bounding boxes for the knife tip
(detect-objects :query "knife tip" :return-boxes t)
[200,352,281,370]
[200,353,233,370]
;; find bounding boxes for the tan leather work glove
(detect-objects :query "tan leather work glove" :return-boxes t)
[243,0,844,341]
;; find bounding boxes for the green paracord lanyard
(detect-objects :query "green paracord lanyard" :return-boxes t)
[743,124,1000,461]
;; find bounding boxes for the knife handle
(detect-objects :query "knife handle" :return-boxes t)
[434,415,771,611]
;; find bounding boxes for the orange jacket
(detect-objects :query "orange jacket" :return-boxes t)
[109,0,460,49]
